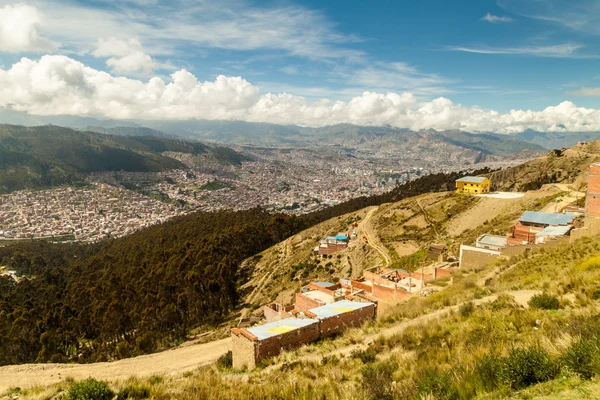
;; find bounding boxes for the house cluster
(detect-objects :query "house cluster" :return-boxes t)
[232,244,457,369]
[314,233,349,255]
[232,281,376,369]
[459,163,600,269]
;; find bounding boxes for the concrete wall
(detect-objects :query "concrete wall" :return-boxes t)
[459,245,500,270]
[232,330,258,369]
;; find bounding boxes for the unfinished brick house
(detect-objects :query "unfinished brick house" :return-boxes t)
[508,211,574,245]
[340,266,452,302]
[231,300,376,369]
[295,281,345,312]
[315,234,349,255]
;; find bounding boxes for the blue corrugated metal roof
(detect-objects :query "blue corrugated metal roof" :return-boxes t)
[309,299,374,319]
[313,281,335,287]
[336,234,348,241]
[247,318,319,341]
[519,211,574,226]
[325,236,337,241]
[535,225,572,237]
[456,176,487,183]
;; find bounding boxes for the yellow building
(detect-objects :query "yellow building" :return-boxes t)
[456,176,491,194]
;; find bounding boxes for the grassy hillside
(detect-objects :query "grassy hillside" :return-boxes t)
[9,233,600,399]
[489,141,600,192]
[0,124,248,193]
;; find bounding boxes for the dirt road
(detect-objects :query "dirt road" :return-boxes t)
[360,207,391,266]
[0,338,231,392]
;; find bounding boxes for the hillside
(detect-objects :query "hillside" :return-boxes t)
[0,125,248,193]
[516,129,600,149]
[489,140,600,192]
[5,218,600,399]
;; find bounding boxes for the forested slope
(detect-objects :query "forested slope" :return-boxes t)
[0,166,494,365]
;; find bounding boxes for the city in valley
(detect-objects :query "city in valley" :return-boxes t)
[0,147,523,242]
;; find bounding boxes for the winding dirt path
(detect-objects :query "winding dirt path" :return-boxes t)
[360,207,392,266]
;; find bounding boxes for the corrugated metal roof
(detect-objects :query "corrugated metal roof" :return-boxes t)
[535,225,572,237]
[519,211,574,226]
[477,234,507,247]
[309,299,374,319]
[456,176,487,183]
[313,281,335,287]
[247,318,319,341]
[325,236,337,241]
[336,234,348,241]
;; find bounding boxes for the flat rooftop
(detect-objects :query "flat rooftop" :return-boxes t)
[304,290,335,304]
[247,318,319,341]
[456,176,487,183]
[477,234,507,247]
[309,299,374,319]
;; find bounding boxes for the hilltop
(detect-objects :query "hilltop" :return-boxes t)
[0,124,248,193]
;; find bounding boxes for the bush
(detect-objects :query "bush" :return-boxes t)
[216,351,233,370]
[416,367,459,400]
[352,346,378,364]
[473,353,504,392]
[361,360,397,400]
[528,293,559,310]
[499,348,560,389]
[562,337,600,380]
[67,378,114,400]
[117,384,150,400]
[459,301,475,317]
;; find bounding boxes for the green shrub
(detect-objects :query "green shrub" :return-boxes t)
[216,350,233,370]
[67,378,114,400]
[562,337,600,380]
[473,353,504,392]
[416,367,459,400]
[459,301,475,317]
[117,384,150,400]
[361,360,397,400]
[499,348,560,389]
[528,293,559,310]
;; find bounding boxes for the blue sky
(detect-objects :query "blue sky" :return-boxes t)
[1,0,600,132]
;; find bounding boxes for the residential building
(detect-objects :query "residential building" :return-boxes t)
[455,176,491,194]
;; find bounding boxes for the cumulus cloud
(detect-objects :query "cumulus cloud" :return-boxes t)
[481,13,513,23]
[3,55,600,133]
[0,3,56,52]
[92,38,156,76]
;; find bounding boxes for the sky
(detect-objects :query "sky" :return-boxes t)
[1,0,600,133]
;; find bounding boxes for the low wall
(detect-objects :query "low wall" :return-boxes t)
[500,236,570,257]
[295,293,323,312]
[459,245,500,270]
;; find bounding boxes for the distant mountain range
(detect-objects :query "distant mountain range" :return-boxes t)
[0,124,248,193]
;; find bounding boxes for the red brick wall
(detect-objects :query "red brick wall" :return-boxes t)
[589,164,600,176]
[350,280,373,293]
[587,193,600,216]
[255,321,321,364]
[295,293,322,312]
[319,304,376,337]
[372,283,409,300]
[435,268,451,278]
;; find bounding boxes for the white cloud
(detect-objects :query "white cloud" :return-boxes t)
[93,38,155,75]
[0,3,56,52]
[567,87,600,96]
[481,13,513,23]
[4,55,600,133]
[9,0,364,62]
[447,44,586,58]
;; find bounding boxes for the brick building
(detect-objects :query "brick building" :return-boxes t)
[232,300,376,369]
[508,211,574,245]
[315,234,349,255]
